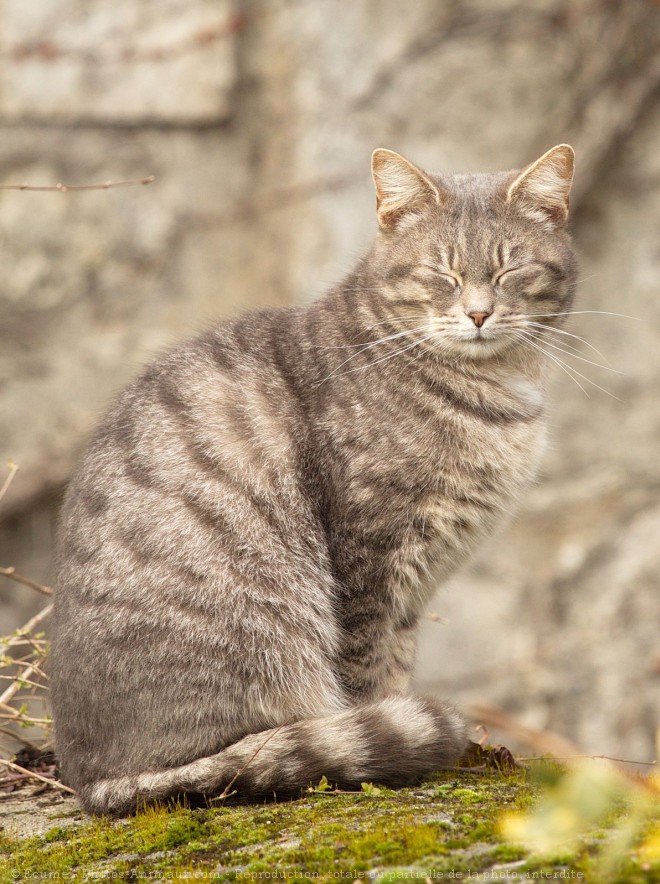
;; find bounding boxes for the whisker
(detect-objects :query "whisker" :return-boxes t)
[522,321,612,364]
[320,327,429,378]
[362,316,432,329]
[517,332,621,400]
[520,326,585,356]
[524,310,641,321]
[319,333,438,383]
[341,332,439,375]
[514,331,589,397]
[533,336,585,358]
[324,326,429,349]
[575,272,603,285]
[521,329,623,375]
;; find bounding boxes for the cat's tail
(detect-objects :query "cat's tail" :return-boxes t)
[79,696,468,815]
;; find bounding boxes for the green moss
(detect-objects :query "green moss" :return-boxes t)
[41,826,70,843]
[452,787,482,803]
[0,769,656,883]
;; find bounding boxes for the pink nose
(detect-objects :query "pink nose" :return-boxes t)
[468,311,491,328]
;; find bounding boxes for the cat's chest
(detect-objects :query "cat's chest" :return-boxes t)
[380,373,545,492]
[420,414,542,542]
[363,374,547,609]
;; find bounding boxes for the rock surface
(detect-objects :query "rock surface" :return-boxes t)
[0,0,658,760]
[0,770,647,881]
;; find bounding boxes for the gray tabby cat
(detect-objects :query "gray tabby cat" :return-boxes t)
[51,144,577,816]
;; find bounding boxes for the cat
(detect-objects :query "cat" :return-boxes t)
[50,144,577,816]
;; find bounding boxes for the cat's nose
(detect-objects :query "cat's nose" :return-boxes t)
[467,310,492,328]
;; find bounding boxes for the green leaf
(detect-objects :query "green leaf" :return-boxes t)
[308,775,332,793]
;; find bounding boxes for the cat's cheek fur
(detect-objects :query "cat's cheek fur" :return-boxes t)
[50,146,576,815]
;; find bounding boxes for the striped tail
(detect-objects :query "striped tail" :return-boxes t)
[79,696,468,815]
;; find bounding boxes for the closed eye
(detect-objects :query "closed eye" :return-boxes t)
[420,263,461,287]
[494,265,536,285]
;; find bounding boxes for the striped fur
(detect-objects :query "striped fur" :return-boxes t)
[81,697,467,816]
[50,146,577,815]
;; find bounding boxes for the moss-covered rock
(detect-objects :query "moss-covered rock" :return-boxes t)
[0,770,656,882]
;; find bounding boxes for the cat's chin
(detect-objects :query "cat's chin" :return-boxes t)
[441,334,513,361]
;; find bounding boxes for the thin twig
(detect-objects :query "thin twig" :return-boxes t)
[0,604,53,654]
[212,724,286,802]
[18,660,49,681]
[0,758,75,794]
[0,176,155,192]
[0,674,44,689]
[7,636,50,656]
[0,701,21,715]
[519,755,657,767]
[0,661,46,707]
[0,567,53,596]
[0,713,51,725]
[0,461,19,505]
[4,656,50,682]
[0,726,42,750]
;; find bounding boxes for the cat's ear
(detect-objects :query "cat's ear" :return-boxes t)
[506,144,575,229]
[371,149,440,231]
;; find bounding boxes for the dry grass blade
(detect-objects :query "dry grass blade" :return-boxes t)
[425,611,450,624]
[468,703,581,757]
[211,724,286,802]
[0,460,19,504]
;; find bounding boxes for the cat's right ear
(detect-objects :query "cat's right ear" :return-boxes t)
[371,149,440,231]
[506,144,575,229]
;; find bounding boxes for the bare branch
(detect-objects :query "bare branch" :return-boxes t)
[0,176,155,193]
[0,674,44,690]
[0,758,76,794]
[0,711,51,725]
[0,726,41,751]
[0,603,53,654]
[0,567,53,596]
[0,661,45,708]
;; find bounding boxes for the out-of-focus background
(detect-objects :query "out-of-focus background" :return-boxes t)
[0,0,658,760]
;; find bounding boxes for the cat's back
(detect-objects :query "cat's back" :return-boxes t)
[53,305,314,633]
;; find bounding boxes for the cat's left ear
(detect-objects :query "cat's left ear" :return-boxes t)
[507,144,575,229]
[371,149,440,231]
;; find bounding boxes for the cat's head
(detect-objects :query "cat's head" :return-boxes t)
[369,145,578,360]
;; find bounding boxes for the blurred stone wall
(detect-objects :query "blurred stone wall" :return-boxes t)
[0,0,658,759]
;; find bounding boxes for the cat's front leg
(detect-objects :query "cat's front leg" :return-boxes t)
[336,596,419,700]
[381,614,419,695]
